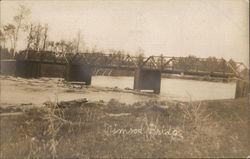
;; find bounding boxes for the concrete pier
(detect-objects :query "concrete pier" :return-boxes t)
[133,69,161,94]
[0,60,16,75]
[65,64,92,85]
[235,80,249,98]
[16,60,41,78]
[40,64,65,77]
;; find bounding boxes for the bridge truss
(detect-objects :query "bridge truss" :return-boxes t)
[16,50,248,79]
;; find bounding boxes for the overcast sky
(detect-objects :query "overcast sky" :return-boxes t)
[1,0,249,65]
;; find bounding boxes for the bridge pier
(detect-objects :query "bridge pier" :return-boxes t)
[15,60,41,78]
[235,80,249,98]
[0,60,16,76]
[65,64,92,85]
[133,69,161,94]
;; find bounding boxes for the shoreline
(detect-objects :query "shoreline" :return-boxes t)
[0,96,249,158]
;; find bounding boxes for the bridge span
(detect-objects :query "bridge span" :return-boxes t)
[1,50,248,96]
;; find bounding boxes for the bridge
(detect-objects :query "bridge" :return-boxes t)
[1,50,248,96]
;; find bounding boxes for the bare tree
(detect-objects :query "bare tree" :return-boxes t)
[136,47,145,67]
[91,45,97,53]
[42,24,48,51]
[26,24,35,50]
[3,24,16,49]
[204,57,220,73]
[75,30,84,53]
[65,41,74,53]
[176,55,198,72]
[59,40,66,52]
[85,47,90,53]
[13,5,31,55]
[33,24,44,51]
[0,29,7,48]
[47,41,55,51]
[26,23,48,51]
[55,42,60,52]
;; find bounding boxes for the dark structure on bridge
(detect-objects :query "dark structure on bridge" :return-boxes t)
[1,50,248,97]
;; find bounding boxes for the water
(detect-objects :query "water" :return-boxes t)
[92,76,236,101]
[0,77,154,106]
[0,76,236,107]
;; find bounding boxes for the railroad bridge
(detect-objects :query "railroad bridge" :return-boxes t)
[1,50,249,97]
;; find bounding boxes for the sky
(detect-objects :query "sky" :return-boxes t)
[0,0,249,65]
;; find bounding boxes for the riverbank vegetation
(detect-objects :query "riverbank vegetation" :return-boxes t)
[1,97,249,158]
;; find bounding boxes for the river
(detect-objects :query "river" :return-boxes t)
[0,76,236,106]
[92,76,236,101]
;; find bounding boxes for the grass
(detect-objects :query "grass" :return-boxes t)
[0,97,249,158]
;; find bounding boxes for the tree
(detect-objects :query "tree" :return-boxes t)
[47,41,55,51]
[91,45,98,53]
[33,24,43,50]
[71,30,85,53]
[204,57,220,73]
[26,23,49,51]
[55,42,60,52]
[64,41,74,53]
[0,29,7,48]
[135,47,145,67]
[58,40,66,52]
[76,30,81,53]
[26,24,35,50]
[3,24,16,49]
[42,24,48,51]
[176,55,198,71]
[13,5,31,55]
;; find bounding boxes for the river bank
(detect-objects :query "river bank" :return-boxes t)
[0,96,249,158]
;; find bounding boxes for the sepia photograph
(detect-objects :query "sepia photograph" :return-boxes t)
[0,0,249,158]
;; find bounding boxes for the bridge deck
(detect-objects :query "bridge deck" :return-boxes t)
[9,50,248,79]
[1,59,235,78]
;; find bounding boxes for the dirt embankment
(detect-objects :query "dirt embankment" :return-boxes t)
[0,97,249,158]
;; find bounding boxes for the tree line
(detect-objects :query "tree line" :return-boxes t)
[0,5,247,76]
[0,5,84,58]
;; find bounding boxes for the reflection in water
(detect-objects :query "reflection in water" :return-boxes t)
[92,76,236,101]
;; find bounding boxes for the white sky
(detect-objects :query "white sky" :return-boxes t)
[0,0,249,65]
